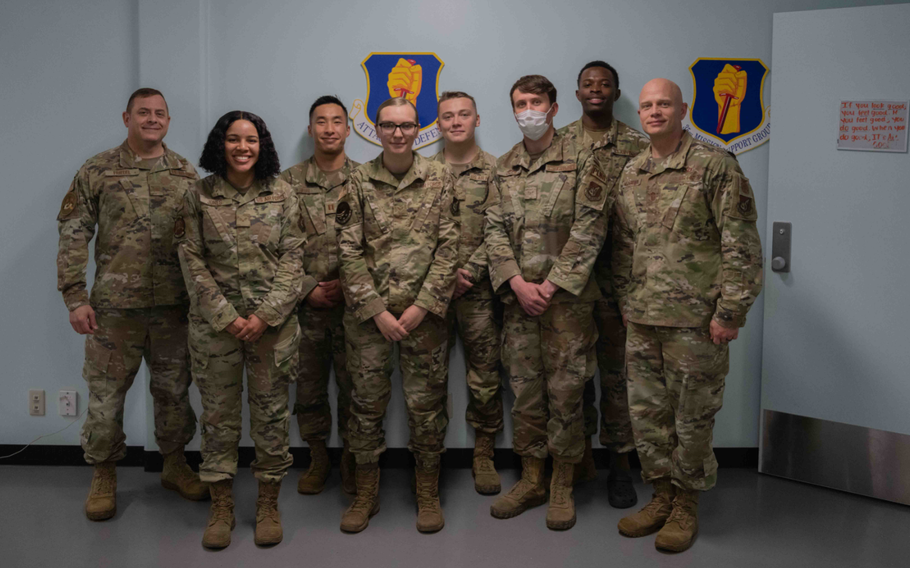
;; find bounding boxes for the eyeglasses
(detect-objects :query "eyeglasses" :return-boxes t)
[377,122,418,135]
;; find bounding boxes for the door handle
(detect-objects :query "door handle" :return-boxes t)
[771,222,791,273]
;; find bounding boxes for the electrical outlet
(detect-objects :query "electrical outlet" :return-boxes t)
[29,389,45,416]
[59,390,77,417]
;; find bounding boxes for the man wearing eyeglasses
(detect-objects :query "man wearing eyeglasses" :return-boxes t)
[335,97,460,534]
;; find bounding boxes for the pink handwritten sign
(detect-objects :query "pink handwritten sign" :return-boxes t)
[838,100,908,152]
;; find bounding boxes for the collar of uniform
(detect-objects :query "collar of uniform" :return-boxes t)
[118,139,180,172]
[665,131,694,170]
[431,147,486,175]
[634,131,692,175]
[569,118,618,151]
[613,120,645,153]
[505,133,566,173]
[210,175,267,204]
[367,151,428,189]
[304,155,353,191]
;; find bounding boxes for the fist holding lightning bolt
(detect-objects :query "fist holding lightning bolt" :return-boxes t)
[712,64,747,134]
[387,58,423,106]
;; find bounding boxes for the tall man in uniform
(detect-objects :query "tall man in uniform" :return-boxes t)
[57,88,208,521]
[432,91,504,495]
[336,98,459,533]
[279,95,360,496]
[613,79,763,552]
[486,75,610,530]
[556,61,650,508]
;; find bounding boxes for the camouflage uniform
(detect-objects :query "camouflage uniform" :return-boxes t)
[485,133,610,462]
[335,153,459,464]
[57,140,198,464]
[178,175,305,484]
[612,132,763,491]
[557,118,650,452]
[279,156,360,443]
[431,149,504,435]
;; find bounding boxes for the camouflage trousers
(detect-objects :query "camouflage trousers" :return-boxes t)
[189,312,299,484]
[81,306,196,464]
[294,303,352,443]
[344,311,449,464]
[446,290,504,434]
[582,296,635,453]
[626,322,728,492]
[503,301,597,463]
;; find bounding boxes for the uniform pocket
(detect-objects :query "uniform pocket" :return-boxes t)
[302,195,327,236]
[82,337,112,380]
[274,323,301,370]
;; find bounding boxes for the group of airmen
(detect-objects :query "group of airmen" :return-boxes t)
[57,59,763,553]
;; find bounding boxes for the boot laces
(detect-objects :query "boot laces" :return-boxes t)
[551,466,569,506]
[349,492,375,515]
[94,466,115,494]
[256,494,278,522]
[415,468,439,508]
[349,468,378,513]
[476,434,495,457]
[666,502,694,529]
[475,456,496,474]
[637,491,671,516]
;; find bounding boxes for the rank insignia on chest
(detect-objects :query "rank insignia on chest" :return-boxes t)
[336,201,352,225]
[174,217,185,239]
[585,181,604,202]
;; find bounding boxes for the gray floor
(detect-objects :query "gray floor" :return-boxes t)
[0,466,906,568]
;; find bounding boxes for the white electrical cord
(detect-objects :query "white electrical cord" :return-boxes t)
[0,408,88,460]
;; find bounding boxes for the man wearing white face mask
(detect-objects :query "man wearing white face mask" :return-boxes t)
[485,75,611,530]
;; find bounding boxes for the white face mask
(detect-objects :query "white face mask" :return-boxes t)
[515,107,552,141]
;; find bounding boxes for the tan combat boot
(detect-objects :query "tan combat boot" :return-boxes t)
[202,479,235,549]
[617,478,676,537]
[340,443,356,496]
[547,459,576,530]
[472,432,501,495]
[490,456,547,519]
[254,481,283,546]
[84,461,117,521]
[298,439,330,494]
[415,455,445,533]
[161,449,210,501]
[340,463,380,533]
[655,488,699,552]
[573,436,598,484]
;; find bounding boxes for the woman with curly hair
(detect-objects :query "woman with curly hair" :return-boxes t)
[177,110,305,549]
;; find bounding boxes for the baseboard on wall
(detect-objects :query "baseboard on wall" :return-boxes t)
[1,445,758,471]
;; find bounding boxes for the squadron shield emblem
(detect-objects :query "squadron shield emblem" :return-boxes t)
[336,201,352,226]
[173,217,185,239]
[585,181,603,202]
[683,58,770,155]
[349,53,445,150]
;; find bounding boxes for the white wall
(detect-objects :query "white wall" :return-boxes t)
[3,0,905,453]
[0,0,145,447]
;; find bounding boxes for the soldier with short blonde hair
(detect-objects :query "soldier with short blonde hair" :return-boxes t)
[434,91,504,496]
